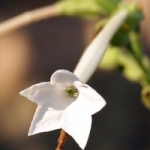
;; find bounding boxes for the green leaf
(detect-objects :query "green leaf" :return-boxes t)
[95,0,120,13]
[99,46,121,70]
[99,46,146,83]
[57,0,106,18]
[118,50,145,83]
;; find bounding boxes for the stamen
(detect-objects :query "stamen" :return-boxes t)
[66,86,78,98]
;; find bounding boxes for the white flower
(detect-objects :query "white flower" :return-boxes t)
[20,69,106,149]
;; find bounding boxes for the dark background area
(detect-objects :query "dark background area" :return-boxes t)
[0,0,150,150]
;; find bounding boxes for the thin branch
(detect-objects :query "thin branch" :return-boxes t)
[56,129,68,150]
[0,4,60,36]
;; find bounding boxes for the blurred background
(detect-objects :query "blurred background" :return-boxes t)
[0,0,150,150]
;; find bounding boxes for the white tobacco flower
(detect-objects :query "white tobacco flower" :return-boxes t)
[20,69,106,149]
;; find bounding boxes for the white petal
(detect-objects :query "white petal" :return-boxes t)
[62,112,92,149]
[51,69,79,85]
[29,105,65,135]
[69,81,106,115]
[20,82,74,110]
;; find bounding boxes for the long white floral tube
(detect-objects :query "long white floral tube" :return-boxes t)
[74,10,128,83]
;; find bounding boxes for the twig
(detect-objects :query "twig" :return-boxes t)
[0,4,60,36]
[56,129,69,150]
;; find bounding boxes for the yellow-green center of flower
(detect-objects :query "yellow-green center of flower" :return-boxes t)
[66,86,78,98]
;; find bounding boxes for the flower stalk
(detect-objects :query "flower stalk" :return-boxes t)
[56,130,69,150]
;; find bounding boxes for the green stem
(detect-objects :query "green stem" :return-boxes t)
[129,31,150,85]
[129,30,142,59]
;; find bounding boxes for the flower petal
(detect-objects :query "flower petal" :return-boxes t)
[51,69,79,85]
[20,82,74,110]
[68,81,106,115]
[29,105,65,135]
[62,113,91,149]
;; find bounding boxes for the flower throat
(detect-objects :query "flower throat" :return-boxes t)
[66,86,78,98]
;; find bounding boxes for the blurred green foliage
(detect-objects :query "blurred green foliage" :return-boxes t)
[57,0,122,18]
[57,0,102,18]
[100,46,145,83]
[95,0,120,14]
